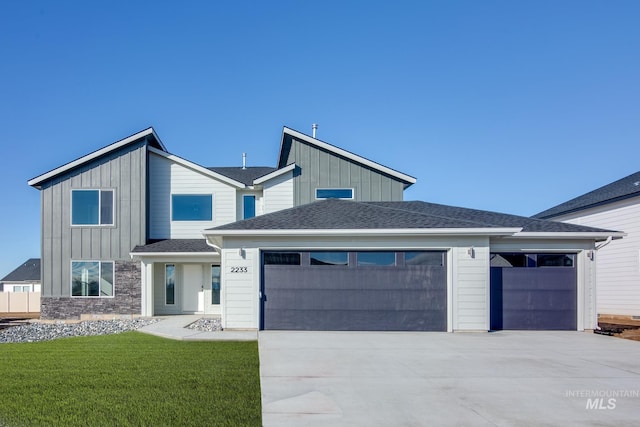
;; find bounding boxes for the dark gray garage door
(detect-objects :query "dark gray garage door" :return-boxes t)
[490,253,577,330]
[261,251,447,331]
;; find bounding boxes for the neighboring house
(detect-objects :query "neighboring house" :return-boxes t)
[0,258,41,293]
[533,171,640,319]
[29,126,622,332]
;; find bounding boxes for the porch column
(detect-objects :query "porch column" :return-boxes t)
[140,261,154,317]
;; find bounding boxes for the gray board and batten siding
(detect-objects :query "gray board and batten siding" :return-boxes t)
[279,133,406,205]
[39,140,148,299]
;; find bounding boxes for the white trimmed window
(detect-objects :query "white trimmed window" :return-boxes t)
[243,195,256,219]
[71,261,114,297]
[71,189,114,226]
[165,264,175,305]
[171,194,213,221]
[211,265,221,305]
[315,188,354,199]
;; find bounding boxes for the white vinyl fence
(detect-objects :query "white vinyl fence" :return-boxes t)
[0,292,40,314]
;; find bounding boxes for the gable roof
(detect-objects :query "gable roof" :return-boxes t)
[28,128,166,189]
[208,166,277,186]
[204,199,618,239]
[533,171,640,219]
[147,147,246,188]
[1,258,41,282]
[253,163,296,185]
[278,127,417,187]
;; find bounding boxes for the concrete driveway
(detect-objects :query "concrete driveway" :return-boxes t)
[259,331,640,426]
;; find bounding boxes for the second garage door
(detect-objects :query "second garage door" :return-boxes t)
[261,250,447,331]
[490,253,577,330]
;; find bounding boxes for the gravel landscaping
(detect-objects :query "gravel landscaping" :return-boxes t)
[186,317,222,332]
[0,317,224,343]
[0,318,160,343]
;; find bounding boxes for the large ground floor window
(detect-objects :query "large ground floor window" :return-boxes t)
[71,261,114,297]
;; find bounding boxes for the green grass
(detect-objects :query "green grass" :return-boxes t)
[0,332,261,426]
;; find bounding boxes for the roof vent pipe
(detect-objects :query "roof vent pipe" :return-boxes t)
[242,152,247,170]
[312,123,318,138]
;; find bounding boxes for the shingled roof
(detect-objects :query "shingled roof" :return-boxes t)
[1,258,41,282]
[207,199,615,234]
[132,239,215,253]
[207,167,277,186]
[533,171,640,219]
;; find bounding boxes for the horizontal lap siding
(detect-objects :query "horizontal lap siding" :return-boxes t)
[454,245,489,331]
[41,142,147,298]
[263,171,294,214]
[223,249,258,329]
[557,198,640,316]
[148,153,237,239]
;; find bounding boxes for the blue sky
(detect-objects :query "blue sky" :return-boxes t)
[1,1,639,276]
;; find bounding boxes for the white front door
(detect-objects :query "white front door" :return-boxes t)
[182,264,203,313]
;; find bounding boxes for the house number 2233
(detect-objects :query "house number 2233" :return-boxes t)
[230,267,248,273]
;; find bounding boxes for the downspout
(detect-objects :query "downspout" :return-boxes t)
[592,236,613,330]
[204,236,223,254]
[595,235,613,250]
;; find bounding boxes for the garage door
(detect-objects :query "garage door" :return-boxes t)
[261,251,447,331]
[490,253,577,330]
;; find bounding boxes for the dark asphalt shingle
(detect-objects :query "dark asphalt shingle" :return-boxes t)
[207,167,277,185]
[1,258,41,281]
[533,171,640,219]
[208,199,614,233]
[132,239,215,253]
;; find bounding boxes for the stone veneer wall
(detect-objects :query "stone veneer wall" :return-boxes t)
[40,261,142,320]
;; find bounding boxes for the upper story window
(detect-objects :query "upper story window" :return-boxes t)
[71,189,114,226]
[171,194,212,221]
[243,195,256,219]
[316,188,354,200]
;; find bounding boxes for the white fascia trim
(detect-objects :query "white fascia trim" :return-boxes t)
[29,128,163,188]
[282,127,417,185]
[130,252,219,260]
[511,232,626,240]
[203,227,522,237]
[253,163,296,185]
[148,146,246,188]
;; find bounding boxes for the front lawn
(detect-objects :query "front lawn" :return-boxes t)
[0,332,261,426]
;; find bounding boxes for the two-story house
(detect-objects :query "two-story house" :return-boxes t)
[28,127,414,321]
[29,126,622,332]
